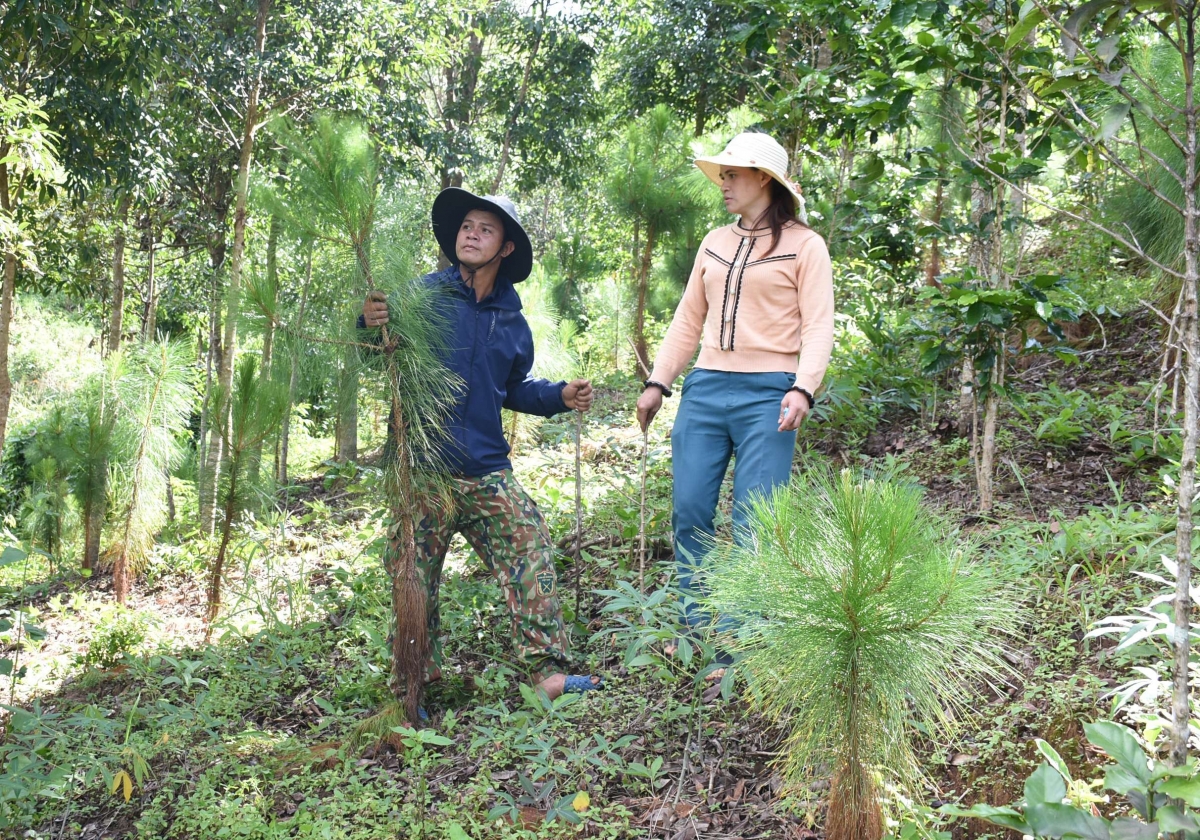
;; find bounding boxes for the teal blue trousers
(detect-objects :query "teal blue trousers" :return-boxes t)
[671,369,798,628]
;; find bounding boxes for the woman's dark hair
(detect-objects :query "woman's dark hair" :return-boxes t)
[757,177,803,254]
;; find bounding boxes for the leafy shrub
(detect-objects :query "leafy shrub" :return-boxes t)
[942,723,1200,838]
[82,606,156,670]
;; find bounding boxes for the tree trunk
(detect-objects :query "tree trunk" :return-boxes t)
[0,159,14,456]
[107,195,132,355]
[278,244,315,487]
[249,215,280,485]
[201,0,272,533]
[82,494,104,573]
[633,224,657,377]
[141,240,158,340]
[198,250,225,533]
[334,344,358,463]
[975,77,1009,513]
[491,3,544,194]
[1169,32,1199,768]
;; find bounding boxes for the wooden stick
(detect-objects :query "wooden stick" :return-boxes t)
[574,407,584,620]
[639,428,648,592]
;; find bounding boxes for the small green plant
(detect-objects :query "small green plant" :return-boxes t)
[941,723,1200,838]
[82,606,155,670]
[706,468,1018,840]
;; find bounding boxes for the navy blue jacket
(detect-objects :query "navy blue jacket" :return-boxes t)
[365,265,567,477]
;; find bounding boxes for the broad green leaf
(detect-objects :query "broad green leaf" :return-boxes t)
[0,546,27,567]
[1157,776,1200,807]
[1085,721,1151,784]
[1036,738,1074,783]
[1006,6,1047,47]
[1035,300,1053,320]
[1157,805,1200,833]
[0,658,12,677]
[628,653,658,668]
[447,823,473,840]
[1026,762,1068,804]
[1105,764,1148,795]
[1108,817,1158,840]
[1024,802,1110,840]
[1098,103,1131,141]
[938,804,1031,833]
[1062,0,1116,60]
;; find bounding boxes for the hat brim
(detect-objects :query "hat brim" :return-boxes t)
[431,188,534,283]
[694,156,806,217]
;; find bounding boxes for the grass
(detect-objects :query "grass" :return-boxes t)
[0,303,1188,839]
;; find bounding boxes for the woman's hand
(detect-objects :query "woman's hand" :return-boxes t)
[778,389,810,432]
[636,387,664,432]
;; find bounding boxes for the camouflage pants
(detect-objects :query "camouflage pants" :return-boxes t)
[385,469,569,685]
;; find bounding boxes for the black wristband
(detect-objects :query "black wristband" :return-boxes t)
[788,386,814,409]
[643,379,673,398]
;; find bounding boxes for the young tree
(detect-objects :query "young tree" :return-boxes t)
[606,105,703,371]
[104,338,195,604]
[205,355,287,636]
[707,470,1016,840]
[267,115,459,723]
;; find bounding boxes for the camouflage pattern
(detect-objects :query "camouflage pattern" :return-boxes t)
[384,469,569,685]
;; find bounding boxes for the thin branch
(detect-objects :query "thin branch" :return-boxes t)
[957,145,1185,280]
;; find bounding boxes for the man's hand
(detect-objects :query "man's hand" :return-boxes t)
[563,379,593,412]
[363,291,389,327]
[636,387,663,432]
[778,389,810,432]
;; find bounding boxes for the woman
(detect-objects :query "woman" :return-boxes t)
[636,131,835,652]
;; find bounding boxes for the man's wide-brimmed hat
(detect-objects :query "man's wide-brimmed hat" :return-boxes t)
[694,132,808,223]
[431,188,533,283]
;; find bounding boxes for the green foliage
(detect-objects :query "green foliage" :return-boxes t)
[19,456,76,560]
[81,605,155,670]
[706,469,1018,798]
[607,105,703,235]
[918,270,1083,392]
[104,338,196,589]
[942,723,1200,838]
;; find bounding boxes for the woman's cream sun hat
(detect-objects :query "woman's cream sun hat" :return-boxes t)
[694,132,808,224]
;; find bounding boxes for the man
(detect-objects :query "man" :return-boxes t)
[361,188,601,701]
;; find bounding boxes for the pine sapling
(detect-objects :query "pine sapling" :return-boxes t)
[205,356,287,637]
[269,115,458,725]
[706,469,1017,840]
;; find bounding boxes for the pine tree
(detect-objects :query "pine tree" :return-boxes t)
[103,338,195,604]
[205,355,288,635]
[266,114,459,724]
[606,105,704,372]
[706,469,1017,840]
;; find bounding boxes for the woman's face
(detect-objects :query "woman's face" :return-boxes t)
[719,166,773,217]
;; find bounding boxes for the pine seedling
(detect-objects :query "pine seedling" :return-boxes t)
[705,468,1017,840]
[61,357,124,574]
[19,456,77,566]
[103,338,196,604]
[268,114,459,724]
[205,355,288,636]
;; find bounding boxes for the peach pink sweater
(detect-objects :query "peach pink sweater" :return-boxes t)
[648,220,835,395]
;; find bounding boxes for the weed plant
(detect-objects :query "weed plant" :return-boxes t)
[706,468,1018,840]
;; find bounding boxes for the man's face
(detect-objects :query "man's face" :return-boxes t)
[456,209,514,268]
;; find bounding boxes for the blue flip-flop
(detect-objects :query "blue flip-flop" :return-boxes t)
[563,675,604,694]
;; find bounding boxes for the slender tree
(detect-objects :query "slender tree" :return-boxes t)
[266,115,459,723]
[205,356,287,635]
[606,105,703,370]
[104,339,195,603]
